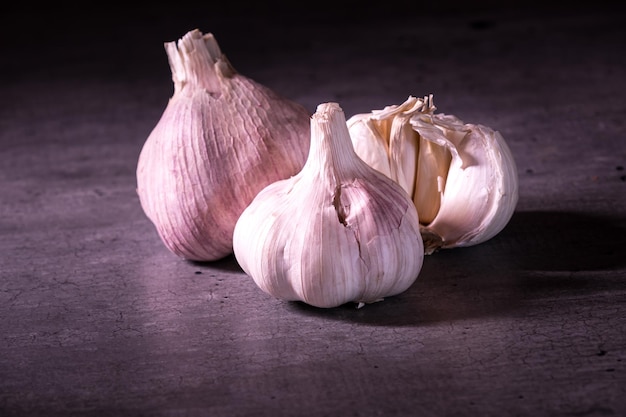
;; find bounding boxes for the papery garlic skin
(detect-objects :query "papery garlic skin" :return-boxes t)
[347,95,518,254]
[136,29,311,261]
[233,103,424,308]
[412,112,519,250]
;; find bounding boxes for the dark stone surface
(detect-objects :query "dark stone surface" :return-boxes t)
[1,3,625,416]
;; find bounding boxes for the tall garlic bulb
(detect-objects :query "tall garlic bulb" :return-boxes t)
[136,29,311,261]
[233,103,424,309]
[348,95,518,254]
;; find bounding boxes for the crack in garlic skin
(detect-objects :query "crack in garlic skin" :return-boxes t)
[332,185,349,227]
[233,103,424,308]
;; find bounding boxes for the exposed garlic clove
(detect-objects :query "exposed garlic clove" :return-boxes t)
[233,103,424,308]
[347,95,518,254]
[412,112,519,251]
[136,29,311,261]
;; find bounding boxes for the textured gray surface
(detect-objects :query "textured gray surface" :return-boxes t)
[1,3,626,417]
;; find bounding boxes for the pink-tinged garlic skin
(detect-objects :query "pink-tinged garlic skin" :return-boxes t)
[233,103,424,308]
[136,29,311,261]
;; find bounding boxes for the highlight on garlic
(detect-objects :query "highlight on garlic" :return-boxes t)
[233,102,424,309]
[136,29,311,261]
[347,95,518,254]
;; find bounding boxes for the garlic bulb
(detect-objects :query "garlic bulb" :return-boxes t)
[136,29,311,261]
[233,102,424,308]
[348,95,518,254]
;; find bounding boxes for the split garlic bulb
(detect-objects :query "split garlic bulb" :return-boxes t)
[348,95,518,254]
[233,102,424,308]
[136,29,311,261]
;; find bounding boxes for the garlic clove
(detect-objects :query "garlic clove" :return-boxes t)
[136,29,311,261]
[346,114,394,179]
[233,102,424,308]
[347,95,518,254]
[412,113,519,250]
[347,96,435,199]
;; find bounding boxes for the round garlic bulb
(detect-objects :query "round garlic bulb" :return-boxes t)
[233,103,424,308]
[136,29,311,261]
